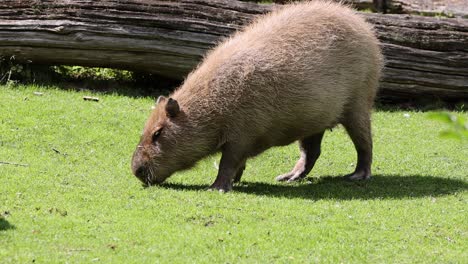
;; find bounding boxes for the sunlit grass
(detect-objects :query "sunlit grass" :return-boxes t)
[1,84,467,263]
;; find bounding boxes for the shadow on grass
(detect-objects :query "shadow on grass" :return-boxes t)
[161,174,467,200]
[0,218,15,231]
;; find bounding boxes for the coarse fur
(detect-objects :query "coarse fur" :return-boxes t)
[131,0,384,191]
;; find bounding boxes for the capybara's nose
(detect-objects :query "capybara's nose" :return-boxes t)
[134,166,148,181]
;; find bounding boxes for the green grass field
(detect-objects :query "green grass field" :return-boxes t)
[1,84,467,263]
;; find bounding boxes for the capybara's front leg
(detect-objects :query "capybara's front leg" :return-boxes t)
[233,159,246,184]
[209,146,246,192]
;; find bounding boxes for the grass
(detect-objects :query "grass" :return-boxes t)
[1,84,467,263]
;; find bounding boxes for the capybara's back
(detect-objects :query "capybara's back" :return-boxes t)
[132,1,384,191]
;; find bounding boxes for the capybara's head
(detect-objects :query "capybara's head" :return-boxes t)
[131,96,192,185]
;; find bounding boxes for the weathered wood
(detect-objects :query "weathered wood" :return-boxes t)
[0,0,467,100]
[0,0,268,78]
[364,12,468,100]
[390,0,468,18]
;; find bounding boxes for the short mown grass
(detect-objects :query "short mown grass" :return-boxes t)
[1,84,467,263]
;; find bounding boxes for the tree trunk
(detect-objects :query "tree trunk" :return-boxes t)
[0,0,466,100]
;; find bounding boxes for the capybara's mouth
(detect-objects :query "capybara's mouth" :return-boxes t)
[145,176,165,186]
[133,166,166,186]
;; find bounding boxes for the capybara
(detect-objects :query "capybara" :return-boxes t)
[131,1,383,191]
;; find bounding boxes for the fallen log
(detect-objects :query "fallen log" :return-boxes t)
[364,13,468,100]
[390,0,468,18]
[0,0,467,100]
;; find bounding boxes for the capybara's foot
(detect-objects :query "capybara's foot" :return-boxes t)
[208,182,233,193]
[344,170,371,181]
[276,171,306,182]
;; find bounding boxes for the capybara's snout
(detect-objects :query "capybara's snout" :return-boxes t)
[133,164,148,182]
[132,162,161,186]
[131,149,166,186]
[131,149,151,185]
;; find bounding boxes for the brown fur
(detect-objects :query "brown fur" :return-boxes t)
[131,1,384,191]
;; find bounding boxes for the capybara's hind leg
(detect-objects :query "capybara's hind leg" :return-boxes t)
[276,131,324,182]
[342,110,373,180]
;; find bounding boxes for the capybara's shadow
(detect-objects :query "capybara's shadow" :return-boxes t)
[0,217,15,231]
[161,174,468,200]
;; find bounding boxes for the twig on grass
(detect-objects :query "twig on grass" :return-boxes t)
[67,248,91,252]
[52,148,67,156]
[83,96,99,102]
[0,161,29,167]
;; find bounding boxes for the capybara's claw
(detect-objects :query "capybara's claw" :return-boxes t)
[208,183,232,193]
[287,174,305,182]
[276,172,306,182]
[276,173,293,182]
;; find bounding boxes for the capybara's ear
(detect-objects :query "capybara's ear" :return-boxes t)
[165,98,180,118]
[156,96,167,104]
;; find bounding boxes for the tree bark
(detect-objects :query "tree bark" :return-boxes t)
[364,13,468,100]
[0,0,466,100]
[390,0,468,18]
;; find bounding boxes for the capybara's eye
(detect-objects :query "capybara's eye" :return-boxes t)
[152,129,162,143]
